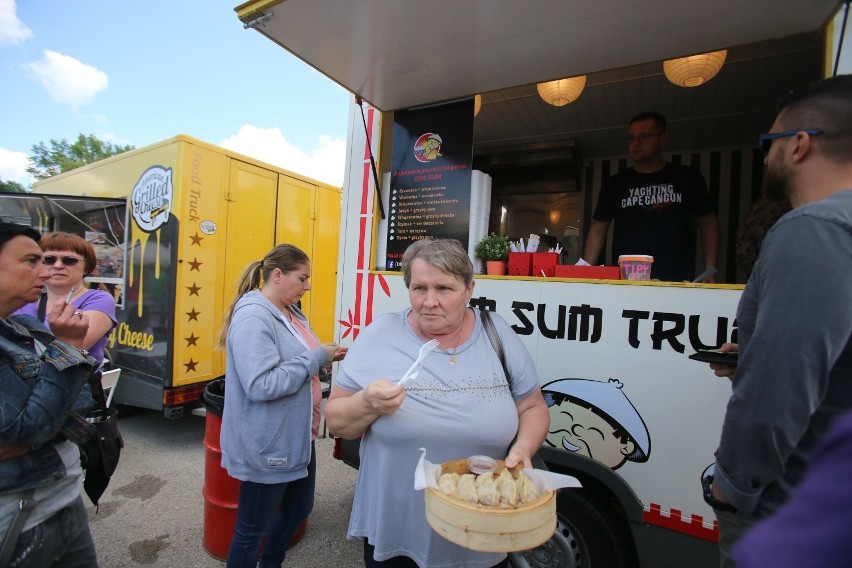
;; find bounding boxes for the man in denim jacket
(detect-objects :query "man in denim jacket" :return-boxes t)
[0,222,99,567]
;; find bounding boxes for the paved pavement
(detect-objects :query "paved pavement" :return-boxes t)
[86,407,363,567]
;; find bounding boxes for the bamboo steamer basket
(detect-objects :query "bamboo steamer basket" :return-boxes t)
[424,458,556,552]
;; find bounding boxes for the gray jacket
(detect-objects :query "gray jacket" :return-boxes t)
[220,289,329,483]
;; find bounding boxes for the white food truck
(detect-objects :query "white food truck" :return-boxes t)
[234,1,851,566]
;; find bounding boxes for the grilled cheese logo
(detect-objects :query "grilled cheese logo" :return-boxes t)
[132,165,173,232]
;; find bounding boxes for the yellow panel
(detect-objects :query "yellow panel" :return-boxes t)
[171,144,224,386]
[276,174,315,320]
[310,185,342,342]
[173,156,276,386]
[223,160,278,315]
[277,175,313,252]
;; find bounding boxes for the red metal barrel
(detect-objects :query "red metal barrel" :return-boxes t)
[202,405,240,560]
[201,379,308,560]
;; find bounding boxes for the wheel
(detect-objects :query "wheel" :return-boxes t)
[509,489,636,568]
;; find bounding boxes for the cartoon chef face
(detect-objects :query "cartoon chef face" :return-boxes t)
[546,398,636,469]
[543,378,650,470]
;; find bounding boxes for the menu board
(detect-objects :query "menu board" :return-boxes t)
[384,98,474,270]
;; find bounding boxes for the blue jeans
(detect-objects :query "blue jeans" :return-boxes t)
[10,495,98,568]
[226,443,316,568]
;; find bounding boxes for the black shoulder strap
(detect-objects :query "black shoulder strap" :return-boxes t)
[479,309,511,389]
[37,292,47,321]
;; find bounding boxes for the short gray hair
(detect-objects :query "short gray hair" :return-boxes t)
[401,238,474,288]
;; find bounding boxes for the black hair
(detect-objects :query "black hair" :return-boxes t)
[629,111,667,132]
[777,74,852,162]
[0,222,41,252]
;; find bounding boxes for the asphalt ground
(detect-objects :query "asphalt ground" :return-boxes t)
[86,406,363,567]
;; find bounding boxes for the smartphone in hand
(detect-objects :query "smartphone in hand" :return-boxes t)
[688,349,738,365]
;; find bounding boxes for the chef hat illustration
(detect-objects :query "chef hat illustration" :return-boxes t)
[543,378,651,462]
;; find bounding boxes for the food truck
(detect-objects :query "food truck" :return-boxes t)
[234,1,850,566]
[0,135,341,417]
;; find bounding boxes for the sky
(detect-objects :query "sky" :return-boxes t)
[0,0,352,189]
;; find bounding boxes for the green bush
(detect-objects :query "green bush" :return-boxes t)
[474,233,510,261]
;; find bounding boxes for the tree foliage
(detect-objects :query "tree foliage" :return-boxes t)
[0,178,27,193]
[26,134,135,181]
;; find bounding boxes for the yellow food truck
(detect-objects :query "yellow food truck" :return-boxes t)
[0,134,341,417]
[234,1,849,567]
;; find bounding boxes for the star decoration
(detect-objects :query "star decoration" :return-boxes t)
[185,333,199,347]
[187,283,201,296]
[189,232,203,246]
[188,258,202,272]
[184,359,198,372]
[186,308,200,322]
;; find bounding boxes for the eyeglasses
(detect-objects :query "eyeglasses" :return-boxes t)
[627,133,662,143]
[758,129,821,155]
[42,255,82,267]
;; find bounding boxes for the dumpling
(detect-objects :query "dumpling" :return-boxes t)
[516,472,541,503]
[496,469,519,506]
[474,472,494,488]
[438,472,459,496]
[497,468,514,482]
[476,475,500,506]
[457,474,479,504]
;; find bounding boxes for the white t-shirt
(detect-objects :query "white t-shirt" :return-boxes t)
[335,308,540,567]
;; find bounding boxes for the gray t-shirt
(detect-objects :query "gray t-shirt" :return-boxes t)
[335,307,540,567]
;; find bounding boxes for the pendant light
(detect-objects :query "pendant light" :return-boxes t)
[537,76,587,107]
[663,50,727,87]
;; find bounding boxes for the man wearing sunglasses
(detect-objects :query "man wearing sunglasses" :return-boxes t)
[583,111,720,282]
[0,222,100,566]
[704,75,852,568]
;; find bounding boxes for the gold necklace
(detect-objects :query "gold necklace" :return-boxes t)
[448,332,462,365]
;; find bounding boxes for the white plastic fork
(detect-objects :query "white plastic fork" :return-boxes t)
[398,339,440,385]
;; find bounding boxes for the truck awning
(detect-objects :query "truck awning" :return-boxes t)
[234,0,841,112]
[0,194,126,246]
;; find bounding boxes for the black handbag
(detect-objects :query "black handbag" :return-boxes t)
[79,376,124,507]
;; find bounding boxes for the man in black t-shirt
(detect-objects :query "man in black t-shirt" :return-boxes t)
[583,112,720,282]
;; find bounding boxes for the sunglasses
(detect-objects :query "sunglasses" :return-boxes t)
[43,255,83,267]
[758,129,821,155]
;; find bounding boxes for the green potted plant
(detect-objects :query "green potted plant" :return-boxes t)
[474,232,510,275]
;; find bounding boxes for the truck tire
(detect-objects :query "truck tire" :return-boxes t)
[509,489,636,568]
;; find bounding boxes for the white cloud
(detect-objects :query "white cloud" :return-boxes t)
[220,125,346,187]
[24,50,108,107]
[0,146,32,187]
[0,0,32,45]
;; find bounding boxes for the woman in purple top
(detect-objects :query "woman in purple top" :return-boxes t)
[14,232,117,367]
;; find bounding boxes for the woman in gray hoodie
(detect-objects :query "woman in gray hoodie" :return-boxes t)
[217,244,347,568]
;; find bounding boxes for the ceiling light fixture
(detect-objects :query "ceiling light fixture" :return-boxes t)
[663,50,727,87]
[537,76,587,107]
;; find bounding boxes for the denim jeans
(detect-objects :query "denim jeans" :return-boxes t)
[226,443,316,568]
[715,507,762,568]
[9,496,98,568]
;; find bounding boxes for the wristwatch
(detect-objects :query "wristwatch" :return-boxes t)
[701,475,737,513]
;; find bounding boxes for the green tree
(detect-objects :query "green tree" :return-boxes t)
[0,178,27,193]
[26,134,134,180]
